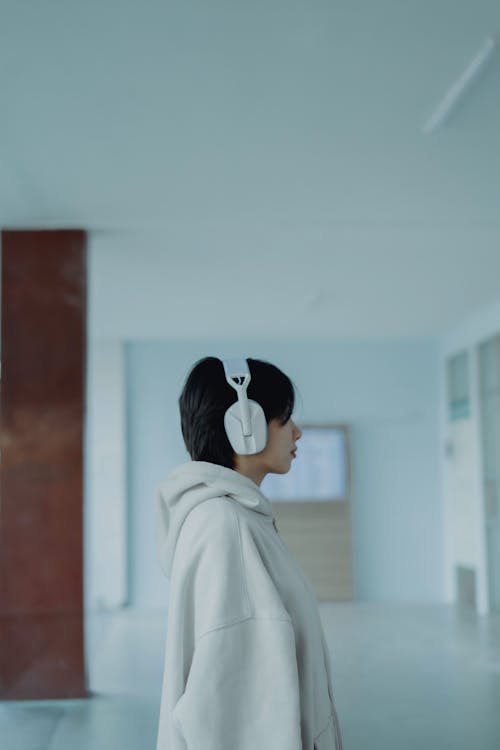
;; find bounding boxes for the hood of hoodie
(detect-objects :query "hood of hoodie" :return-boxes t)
[156,460,274,577]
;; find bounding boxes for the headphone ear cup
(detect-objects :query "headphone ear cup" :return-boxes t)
[224,399,268,455]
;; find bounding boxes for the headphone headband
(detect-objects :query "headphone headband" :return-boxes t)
[220,356,267,454]
[221,357,252,435]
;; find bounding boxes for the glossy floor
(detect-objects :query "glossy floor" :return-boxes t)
[1,602,499,749]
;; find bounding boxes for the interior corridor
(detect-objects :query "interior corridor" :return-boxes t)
[1,601,499,750]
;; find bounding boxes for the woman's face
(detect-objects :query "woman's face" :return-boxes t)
[261,416,302,474]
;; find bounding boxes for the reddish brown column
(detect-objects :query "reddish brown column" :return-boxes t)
[0,230,87,699]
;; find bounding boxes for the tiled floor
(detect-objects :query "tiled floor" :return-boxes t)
[1,602,500,749]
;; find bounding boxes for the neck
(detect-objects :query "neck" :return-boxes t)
[233,456,266,487]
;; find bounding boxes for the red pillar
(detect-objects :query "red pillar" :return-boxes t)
[0,230,87,699]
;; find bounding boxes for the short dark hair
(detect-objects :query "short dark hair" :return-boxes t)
[179,356,297,469]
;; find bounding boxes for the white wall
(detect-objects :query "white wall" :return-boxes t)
[439,296,500,615]
[124,338,441,609]
[84,340,127,610]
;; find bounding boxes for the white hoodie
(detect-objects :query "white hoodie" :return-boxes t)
[155,460,343,750]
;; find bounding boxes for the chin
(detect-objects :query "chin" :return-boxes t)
[266,456,293,475]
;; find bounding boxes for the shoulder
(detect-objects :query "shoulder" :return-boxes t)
[180,496,239,541]
[174,498,254,631]
[176,497,244,571]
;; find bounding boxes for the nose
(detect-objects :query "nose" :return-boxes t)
[293,421,302,440]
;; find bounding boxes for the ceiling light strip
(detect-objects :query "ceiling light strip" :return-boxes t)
[423,35,499,134]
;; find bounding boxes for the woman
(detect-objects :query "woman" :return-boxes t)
[155,356,343,750]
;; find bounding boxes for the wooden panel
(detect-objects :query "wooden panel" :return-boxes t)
[271,423,354,602]
[272,501,354,602]
[0,230,87,699]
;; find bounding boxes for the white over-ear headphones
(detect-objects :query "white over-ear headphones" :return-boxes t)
[221,357,268,455]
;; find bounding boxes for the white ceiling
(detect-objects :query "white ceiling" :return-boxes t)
[1,1,500,339]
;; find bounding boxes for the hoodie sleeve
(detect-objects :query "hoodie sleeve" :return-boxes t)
[172,616,303,750]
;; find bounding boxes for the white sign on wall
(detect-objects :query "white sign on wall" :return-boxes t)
[261,425,349,502]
